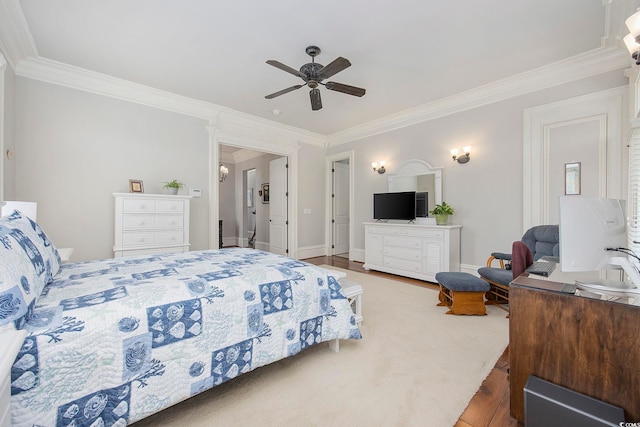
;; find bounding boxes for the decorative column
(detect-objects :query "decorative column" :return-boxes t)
[207,114,221,250]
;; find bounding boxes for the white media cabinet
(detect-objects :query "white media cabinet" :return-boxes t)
[363,222,461,282]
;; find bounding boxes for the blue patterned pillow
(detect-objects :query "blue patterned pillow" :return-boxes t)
[0,210,61,327]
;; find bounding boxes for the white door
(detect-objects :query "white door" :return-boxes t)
[269,156,288,255]
[333,161,350,255]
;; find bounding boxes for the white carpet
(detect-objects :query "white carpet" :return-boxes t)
[133,267,509,427]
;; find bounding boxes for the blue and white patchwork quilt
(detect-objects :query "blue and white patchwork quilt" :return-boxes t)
[10,248,361,426]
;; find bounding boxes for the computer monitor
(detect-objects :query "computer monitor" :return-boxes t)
[559,196,640,298]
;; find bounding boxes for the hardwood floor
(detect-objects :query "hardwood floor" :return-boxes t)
[304,255,520,427]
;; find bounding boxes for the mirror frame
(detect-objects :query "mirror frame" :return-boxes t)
[387,159,443,205]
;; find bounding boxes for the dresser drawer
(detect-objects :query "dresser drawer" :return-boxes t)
[157,200,184,213]
[122,214,156,229]
[384,246,422,260]
[156,231,185,245]
[122,232,156,247]
[123,199,156,213]
[155,215,184,228]
[384,256,422,273]
[383,235,422,248]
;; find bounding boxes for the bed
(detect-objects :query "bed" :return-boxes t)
[0,210,361,426]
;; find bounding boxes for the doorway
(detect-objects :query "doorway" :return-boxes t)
[325,150,355,259]
[332,160,350,258]
[218,143,289,254]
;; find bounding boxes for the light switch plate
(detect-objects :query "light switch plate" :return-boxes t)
[189,189,202,198]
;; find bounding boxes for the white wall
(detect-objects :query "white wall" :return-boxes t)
[2,57,15,200]
[13,78,211,261]
[327,70,628,268]
[297,144,328,251]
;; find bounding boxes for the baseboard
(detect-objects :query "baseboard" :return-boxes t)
[350,248,365,263]
[222,236,237,247]
[297,245,327,259]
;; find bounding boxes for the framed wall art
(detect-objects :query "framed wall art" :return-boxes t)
[564,162,581,195]
[129,179,144,193]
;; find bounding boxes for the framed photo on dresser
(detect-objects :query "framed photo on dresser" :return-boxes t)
[129,179,144,193]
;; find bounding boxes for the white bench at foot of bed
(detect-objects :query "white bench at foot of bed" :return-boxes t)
[1,329,26,427]
[329,280,363,352]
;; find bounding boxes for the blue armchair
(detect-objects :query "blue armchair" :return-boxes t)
[478,225,559,312]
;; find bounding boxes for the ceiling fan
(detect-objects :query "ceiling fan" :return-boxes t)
[265,45,366,111]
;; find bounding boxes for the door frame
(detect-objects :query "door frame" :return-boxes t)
[209,131,298,258]
[325,150,355,258]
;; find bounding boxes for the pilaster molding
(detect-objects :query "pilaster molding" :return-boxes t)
[523,86,627,229]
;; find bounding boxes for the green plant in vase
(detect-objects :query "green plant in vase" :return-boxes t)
[163,179,184,195]
[430,201,455,225]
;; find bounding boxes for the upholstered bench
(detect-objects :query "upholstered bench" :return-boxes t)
[435,272,490,315]
[338,278,363,325]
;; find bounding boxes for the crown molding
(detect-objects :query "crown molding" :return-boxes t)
[9,47,631,150]
[327,46,631,146]
[0,0,37,70]
[16,57,216,119]
[14,56,328,147]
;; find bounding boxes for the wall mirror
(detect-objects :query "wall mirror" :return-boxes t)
[388,159,443,216]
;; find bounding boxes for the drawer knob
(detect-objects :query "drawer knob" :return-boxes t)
[138,221,145,226]
[138,204,146,210]
[137,238,145,242]
[169,221,176,225]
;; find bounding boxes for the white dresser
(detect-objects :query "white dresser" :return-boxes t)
[113,193,192,257]
[363,222,461,282]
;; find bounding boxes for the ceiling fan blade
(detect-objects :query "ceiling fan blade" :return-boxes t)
[318,57,351,79]
[310,88,322,110]
[325,81,366,97]
[265,84,304,99]
[266,60,307,79]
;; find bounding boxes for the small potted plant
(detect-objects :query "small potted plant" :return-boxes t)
[163,179,184,195]
[430,201,455,225]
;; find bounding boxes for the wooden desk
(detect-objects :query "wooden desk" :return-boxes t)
[509,275,640,423]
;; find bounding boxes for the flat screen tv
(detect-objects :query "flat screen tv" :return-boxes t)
[373,191,416,221]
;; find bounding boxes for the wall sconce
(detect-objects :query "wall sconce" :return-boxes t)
[451,146,471,164]
[371,161,386,174]
[625,9,640,64]
[219,163,229,182]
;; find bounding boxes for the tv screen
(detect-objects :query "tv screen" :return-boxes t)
[373,192,416,221]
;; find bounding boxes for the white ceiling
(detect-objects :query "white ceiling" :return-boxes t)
[9,0,634,135]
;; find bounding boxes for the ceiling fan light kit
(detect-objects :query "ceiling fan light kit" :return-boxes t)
[265,45,366,110]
